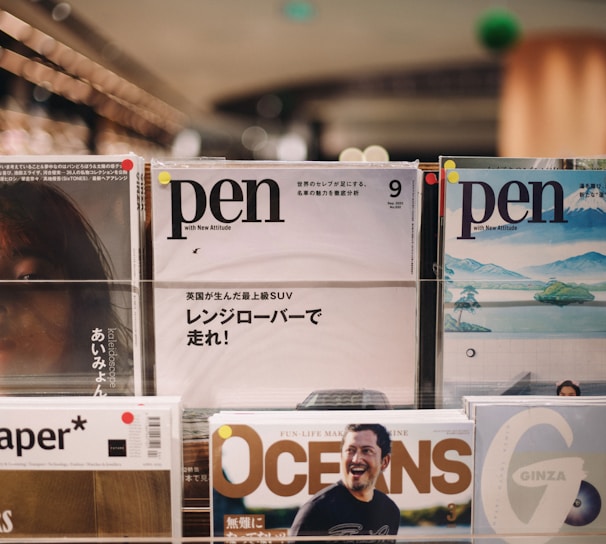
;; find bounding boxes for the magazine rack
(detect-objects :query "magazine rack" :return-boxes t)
[0,157,604,544]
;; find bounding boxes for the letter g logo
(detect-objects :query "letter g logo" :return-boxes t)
[480,407,584,543]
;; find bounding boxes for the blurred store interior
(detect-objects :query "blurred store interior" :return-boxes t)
[0,0,605,161]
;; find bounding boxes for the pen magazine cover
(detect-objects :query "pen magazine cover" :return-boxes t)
[150,160,421,410]
[439,159,606,406]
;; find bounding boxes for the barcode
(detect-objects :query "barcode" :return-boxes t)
[147,416,161,457]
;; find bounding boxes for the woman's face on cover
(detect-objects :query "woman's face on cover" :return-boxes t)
[0,246,72,376]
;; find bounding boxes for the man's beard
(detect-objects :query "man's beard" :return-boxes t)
[350,480,368,491]
[347,465,371,491]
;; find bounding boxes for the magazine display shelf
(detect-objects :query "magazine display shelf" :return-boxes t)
[0,157,604,544]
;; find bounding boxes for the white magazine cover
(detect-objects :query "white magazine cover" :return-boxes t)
[0,154,145,395]
[0,396,182,538]
[439,160,606,407]
[151,161,421,409]
[210,409,473,540]
[471,400,606,543]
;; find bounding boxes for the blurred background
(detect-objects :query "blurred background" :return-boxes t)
[0,0,605,161]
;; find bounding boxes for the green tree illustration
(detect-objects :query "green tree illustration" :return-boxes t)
[454,285,481,327]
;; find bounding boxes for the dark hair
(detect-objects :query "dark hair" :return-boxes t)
[0,180,114,279]
[0,180,132,392]
[556,380,581,396]
[342,423,392,458]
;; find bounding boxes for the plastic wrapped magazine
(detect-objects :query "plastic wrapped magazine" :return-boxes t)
[469,397,606,543]
[210,409,473,541]
[0,154,145,396]
[0,396,182,538]
[437,156,606,407]
[150,159,421,410]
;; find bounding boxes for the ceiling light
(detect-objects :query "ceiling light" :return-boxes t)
[51,2,71,22]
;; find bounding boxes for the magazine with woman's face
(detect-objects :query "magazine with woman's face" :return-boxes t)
[0,155,144,396]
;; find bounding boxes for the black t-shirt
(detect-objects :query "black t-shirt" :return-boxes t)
[289,481,400,538]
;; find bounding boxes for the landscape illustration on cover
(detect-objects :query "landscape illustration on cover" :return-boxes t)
[443,168,606,336]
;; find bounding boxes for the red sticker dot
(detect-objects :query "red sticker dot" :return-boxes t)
[121,411,135,424]
[425,172,438,185]
[121,159,134,171]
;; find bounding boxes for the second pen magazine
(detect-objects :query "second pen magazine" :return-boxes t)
[438,157,606,407]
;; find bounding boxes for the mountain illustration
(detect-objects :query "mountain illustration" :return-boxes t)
[521,251,606,280]
[564,186,606,213]
[446,252,606,283]
[444,255,529,281]
[558,187,606,230]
